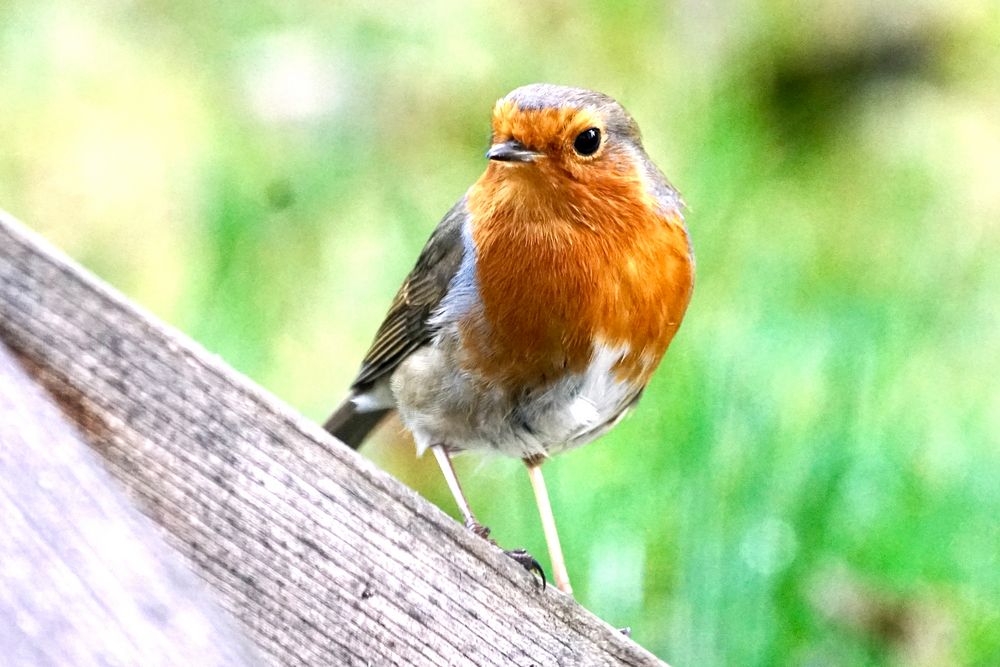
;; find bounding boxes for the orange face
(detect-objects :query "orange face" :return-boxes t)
[489,101,618,183]
[461,101,694,393]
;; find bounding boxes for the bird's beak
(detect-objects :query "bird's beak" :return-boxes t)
[486,140,541,163]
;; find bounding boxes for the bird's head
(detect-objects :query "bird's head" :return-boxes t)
[485,84,646,185]
[477,84,678,221]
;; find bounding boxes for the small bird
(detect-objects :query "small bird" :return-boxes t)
[325,84,694,594]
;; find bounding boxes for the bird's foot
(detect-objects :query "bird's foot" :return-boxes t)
[463,519,546,590]
[504,548,547,590]
[464,518,492,540]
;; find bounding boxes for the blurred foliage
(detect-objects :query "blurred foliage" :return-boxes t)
[2,1,999,664]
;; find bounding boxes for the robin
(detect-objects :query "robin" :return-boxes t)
[325,83,694,594]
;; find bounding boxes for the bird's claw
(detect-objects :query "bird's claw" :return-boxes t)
[463,520,545,590]
[504,548,547,590]
[465,519,492,541]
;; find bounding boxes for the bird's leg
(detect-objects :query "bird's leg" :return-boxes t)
[524,457,572,594]
[431,445,489,537]
[432,445,546,589]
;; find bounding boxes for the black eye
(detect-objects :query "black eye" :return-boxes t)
[573,127,601,156]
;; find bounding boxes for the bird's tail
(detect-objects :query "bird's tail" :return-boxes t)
[323,394,391,450]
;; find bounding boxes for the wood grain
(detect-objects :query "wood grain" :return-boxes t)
[0,342,259,666]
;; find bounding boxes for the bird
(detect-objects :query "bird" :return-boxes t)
[324,83,694,595]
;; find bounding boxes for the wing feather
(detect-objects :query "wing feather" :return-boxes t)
[351,197,468,390]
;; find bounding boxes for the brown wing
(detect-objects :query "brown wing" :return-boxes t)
[351,197,468,390]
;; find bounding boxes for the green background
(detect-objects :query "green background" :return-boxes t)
[2,1,998,664]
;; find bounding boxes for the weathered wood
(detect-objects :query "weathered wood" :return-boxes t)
[0,342,259,666]
[0,210,666,667]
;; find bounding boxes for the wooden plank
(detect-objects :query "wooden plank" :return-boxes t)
[0,210,666,666]
[0,342,259,666]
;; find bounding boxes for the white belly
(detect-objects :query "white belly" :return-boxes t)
[382,336,642,459]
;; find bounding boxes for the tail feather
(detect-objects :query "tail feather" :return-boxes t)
[323,395,391,449]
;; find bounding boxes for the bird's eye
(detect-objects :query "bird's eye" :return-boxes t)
[573,128,601,156]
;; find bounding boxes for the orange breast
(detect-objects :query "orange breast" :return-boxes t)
[461,160,693,393]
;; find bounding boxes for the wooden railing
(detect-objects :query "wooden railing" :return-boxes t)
[0,211,665,666]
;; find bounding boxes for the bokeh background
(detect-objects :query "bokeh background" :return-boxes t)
[2,1,998,664]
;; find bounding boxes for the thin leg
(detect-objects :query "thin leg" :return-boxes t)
[431,445,488,537]
[525,460,572,594]
[432,446,547,589]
